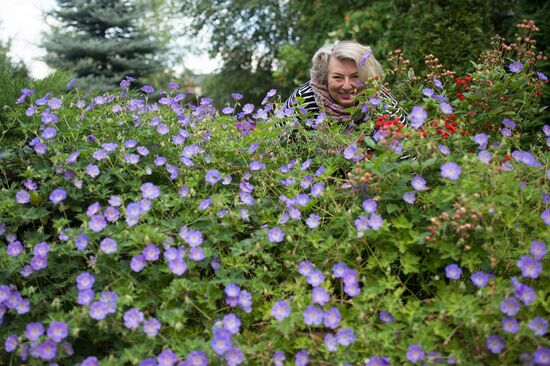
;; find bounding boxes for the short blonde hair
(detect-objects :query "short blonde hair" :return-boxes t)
[310,40,385,85]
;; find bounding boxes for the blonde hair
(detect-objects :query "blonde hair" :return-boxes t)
[310,40,385,85]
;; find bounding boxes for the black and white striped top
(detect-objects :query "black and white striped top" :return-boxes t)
[283,81,407,124]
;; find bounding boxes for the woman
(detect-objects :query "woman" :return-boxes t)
[284,40,405,126]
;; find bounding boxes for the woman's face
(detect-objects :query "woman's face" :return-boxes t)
[327,57,360,107]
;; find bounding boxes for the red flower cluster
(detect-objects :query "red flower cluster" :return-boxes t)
[431,114,467,139]
[455,75,472,100]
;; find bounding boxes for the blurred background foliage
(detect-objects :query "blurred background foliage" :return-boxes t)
[175,0,549,110]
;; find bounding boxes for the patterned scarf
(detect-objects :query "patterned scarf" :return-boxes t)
[309,80,354,122]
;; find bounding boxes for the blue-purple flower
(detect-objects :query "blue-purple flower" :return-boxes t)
[440,162,461,180]
[486,334,505,353]
[406,344,424,363]
[272,300,291,321]
[268,227,284,243]
[445,264,462,280]
[517,255,542,279]
[407,106,427,129]
[49,188,67,204]
[509,61,523,73]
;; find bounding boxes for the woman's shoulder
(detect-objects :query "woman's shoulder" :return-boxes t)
[285,81,319,112]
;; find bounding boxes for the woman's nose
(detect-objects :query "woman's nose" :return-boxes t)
[342,78,353,90]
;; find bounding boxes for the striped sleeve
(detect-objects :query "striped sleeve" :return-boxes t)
[378,85,407,125]
[283,82,319,114]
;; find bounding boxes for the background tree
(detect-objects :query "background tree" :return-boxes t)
[42,0,165,92]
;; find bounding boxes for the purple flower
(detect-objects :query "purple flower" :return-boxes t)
[189,247,206,262]
[336,328,355,346]
[124,308,144,329]
[473,133,488,149]
[186,351,208,366]
[486,335,505,354]
[332,262,348,278]
[439,102,453,114]
[411,176,427,191]
[131,255,147,272]
[273,351,285,366]
[407,106,427,129]
[141,85,155,94]
[440,162,461,180]
[478,151,491,164]
[298,261,314,277]
[49,188,67,204]
[104,206,119,222]
[406,344,424,363]
[47,321,68,342]
[323,307,341,329]
[362,199,378,214]
[205,169,222,185]
[422,88,434,97]
[517,255,542,279]
[238,290,252,312]
[25,322,44,341]
[306,269,325,287]
[310,182,324,197]
[100,237,117,254]
[530,240,547,260]
[225,347,244,366]
[167,258,187,275]
[142,244,160,261]
[86,164,100,177]
[211,328,232,355]
[77,289,94,305]
[268,227,284,243]
[4,334,18,352]
[7,241,23,256]
[365,357,390,366]
[379,311,394,323]
[141,183,161,199]
[502,317,519,334]
[198,198,212,211]
[181,229,203,248]
[509,61,523,73]
[324,333,338,352]
[470,271,489,287]
[403,191,416,204]
[272,300,291,321]
[534,347,550,365]
[500,297,520,316]
[514,280,536,305]
[433,79,443,88]
[368,214,384,230]
[303,305,323,326]
[445,264,462,280]
[543,208,550,225]
[37,339,57,360]
[295,349,309,366]
[438,144,451,155]
[157,349,178,366]
[343,143,363,162]
[529,317,548,336]
[249,161,266,171]
[310,287,330,306]
[76,272,95,290]
[225,284,241,298]
[88,214,107,232]
[306,213,321,229]
[222,313,241,334]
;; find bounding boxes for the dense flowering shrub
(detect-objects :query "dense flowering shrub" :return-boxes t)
[1,21,549,365]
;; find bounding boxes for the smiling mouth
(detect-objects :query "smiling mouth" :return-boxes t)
[340,94,353,100]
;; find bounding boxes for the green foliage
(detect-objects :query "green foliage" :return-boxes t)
[42,0,166,93]
[0,20,549,366]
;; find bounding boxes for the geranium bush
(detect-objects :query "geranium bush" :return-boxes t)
[1,21,549,366]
